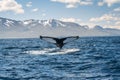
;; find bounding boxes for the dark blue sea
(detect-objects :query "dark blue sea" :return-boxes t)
[0,36,120,80]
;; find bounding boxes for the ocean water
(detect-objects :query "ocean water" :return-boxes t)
[0,36,120,80]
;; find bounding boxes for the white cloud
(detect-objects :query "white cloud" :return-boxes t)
[104,25,120,29]
[115,21,120,25]
[90,14,120,22]
[51,0,93,8]
[51,0,80,4]
[0,0,24,14]
[60,17,97,28]
[114,7,120,12]
[32,8,39,12]
[42,13,46,17]
[98,0,120,7]
[60,17,81,22]
[66,4,76,8]
[113,21,120,29]
[89,14,120,29]
[80,1,92,5]
[26,2,32,7]
[98,2,104,6]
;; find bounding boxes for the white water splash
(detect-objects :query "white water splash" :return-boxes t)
[25,48,80,55]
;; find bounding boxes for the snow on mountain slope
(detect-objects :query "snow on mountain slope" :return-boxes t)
[0,17,120,38]
[0,17,26,32]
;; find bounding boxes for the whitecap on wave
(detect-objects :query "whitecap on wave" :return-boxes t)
[25,48,80,55]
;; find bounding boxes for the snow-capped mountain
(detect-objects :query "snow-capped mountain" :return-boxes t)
[0,17,23,31]
[0,17,120,38]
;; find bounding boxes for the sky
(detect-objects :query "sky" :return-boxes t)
[0,0,120,29]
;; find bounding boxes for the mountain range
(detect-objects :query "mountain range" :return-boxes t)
[0,17,120,38]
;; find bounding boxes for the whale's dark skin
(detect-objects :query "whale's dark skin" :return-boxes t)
[40,36,79,49]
